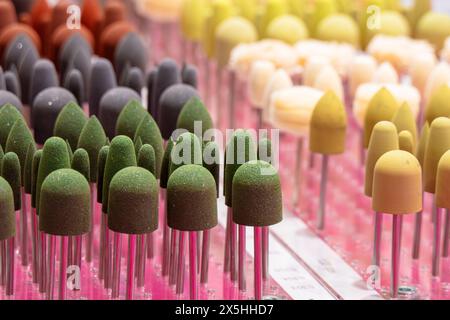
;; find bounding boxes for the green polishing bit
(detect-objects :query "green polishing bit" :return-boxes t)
[134,136,143,158]
[115,99,147,138]
[134,113,164,178]
[24,142,37,194]
[53,102,88,151]
[31,150,43,209]
[66,139,74,162]
[0,176,15,240]
[160,138,175,189]
[0,103,24,150]
[138,144,156,176]
[258,138,273,164]
[224,130,257,207]
[169,132,203,175]
[202,141,220,197]
[108,167,158,234]
[176,97,213,139]
[5,117,34,186]
[167,164,217,231]
[72,148,90,181]
[102,135,137,213]
[96,145,109,204]
[232,160,282,226]
[36,137,71,214]
[77,115,107,182]
[39,169,91,236]
[1,152,21,211]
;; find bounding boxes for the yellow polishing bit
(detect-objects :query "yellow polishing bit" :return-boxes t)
[309,0,337,35]
[215,16,258,69]
[416,11,450,52]
[181,0,210,41]
[391,102,417,148]
[399,130,415,154]
[365,121,399,197]
[372,150,422,214]
[425,85,450,125]
[365,10,411,45]
[364,87,399,148]
[316,14,360,47]
[309,91,347,155]
[259,0,288,38]
[408,0,431,34]
[203,0,234,58]
[424,117,450,194]
[266,14,309,45]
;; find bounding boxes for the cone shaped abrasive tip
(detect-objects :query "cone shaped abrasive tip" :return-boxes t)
[134,113,164,178]
[53,101,87,151]
[5,117,33,185]
[115,99,147,138]
[364,88,398,148]
[392,102,418,148]
[77,116,107,182]
[176,97,213,139]
[309,91,348,155]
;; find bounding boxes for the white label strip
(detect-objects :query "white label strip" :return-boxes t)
[217,198,335,300]
[271,210,382,300]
